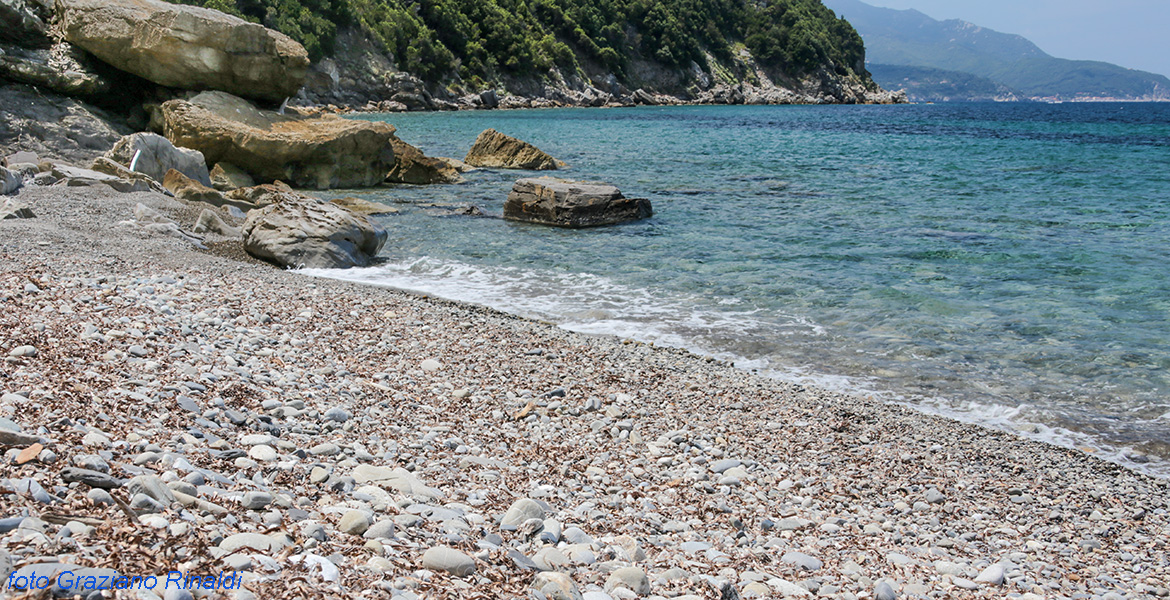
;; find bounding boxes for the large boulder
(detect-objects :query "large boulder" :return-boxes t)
[242,195,387,269]
[464,129,564,170]
[55,0,309,102]
[385,136,460,185]
[158,91,396,189]
[105,132,210,186]
[504,177,652,228]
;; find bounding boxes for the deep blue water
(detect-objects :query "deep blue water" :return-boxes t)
[308,103,1170,477]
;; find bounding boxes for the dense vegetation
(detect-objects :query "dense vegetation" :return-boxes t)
[866,64,1020,102]
[170,0,870,87]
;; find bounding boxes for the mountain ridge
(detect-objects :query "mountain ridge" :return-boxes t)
[823,0,1170,102]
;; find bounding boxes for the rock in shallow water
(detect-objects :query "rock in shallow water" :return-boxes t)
[504,177,652,228]
[464,128,563,170]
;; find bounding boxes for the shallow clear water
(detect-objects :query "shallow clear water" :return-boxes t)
[306,103,1170,477]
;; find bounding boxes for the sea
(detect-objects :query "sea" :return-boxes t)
[301,102,1170,478]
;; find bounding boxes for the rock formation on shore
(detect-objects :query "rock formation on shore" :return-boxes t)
[242,194,388,269]
[56,0,308,103]
[465,129,564,171]
[157,91,396,190]
[504,177,652,228]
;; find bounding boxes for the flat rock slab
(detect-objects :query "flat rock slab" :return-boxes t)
[504,177,652,228]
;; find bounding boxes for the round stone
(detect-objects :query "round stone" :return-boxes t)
[339,510,370,535]
[421,546,476,576]
[248,445,277,461]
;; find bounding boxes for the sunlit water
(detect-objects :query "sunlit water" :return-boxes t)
[303,103,1170,477]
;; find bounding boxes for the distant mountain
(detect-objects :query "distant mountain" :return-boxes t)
[824,0,1170,101]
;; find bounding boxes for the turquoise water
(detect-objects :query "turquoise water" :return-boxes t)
[310,103,1170,476]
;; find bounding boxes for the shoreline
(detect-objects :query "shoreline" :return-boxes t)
[2,184,1168,598]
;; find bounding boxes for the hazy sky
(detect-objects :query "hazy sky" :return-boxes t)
[861,0,1170,78]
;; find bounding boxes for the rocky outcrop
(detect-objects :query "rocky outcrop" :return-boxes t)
[385,137,459,185]
[209,162,253,191]
[242,195,387,269]
[330,196,398,215]
[51,164,154,193]
[1,0,51,48]
[0,42,120,99]
[464,129,563,170]
[56,0,309,103]
[158,91,396,189]
[105,132,211,186]
[0,84,131,165]
[504,177,652,228]
[226,182,300,207]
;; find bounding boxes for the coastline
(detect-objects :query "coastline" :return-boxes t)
[2,181,1168,597]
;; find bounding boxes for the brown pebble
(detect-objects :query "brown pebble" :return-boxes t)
[16,443,43,465]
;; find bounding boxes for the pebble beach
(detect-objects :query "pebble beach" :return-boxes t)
[2,185,1168,600]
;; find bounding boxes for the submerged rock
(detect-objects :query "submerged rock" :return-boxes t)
[158,91,396,189]
[504,177,652,228]
[241,195,387,269]
[464,128,564,170]
[56,0,308,102]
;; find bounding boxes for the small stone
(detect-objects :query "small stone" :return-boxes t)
[420,359,442,372]
[421,546,476,576]
[501,498,545,527]
[241,491,273,510]
[323,407,350,423]
[925,488,946,504]
[874,581,898,600]
[60,467,123,489]
[533,571,582,600]
[782,551,822,571]
[16,443,43,465]
[974,563,1005,585]
[219,533,290,554]
[249,444,277,461]
[8,345,36,358]
[339,510,370,535]
[709,459,742,473]
[310,443,341,456]
[363,519,396,540]
[604,567,649,595]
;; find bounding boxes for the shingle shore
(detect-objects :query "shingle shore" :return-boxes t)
[1,186,1167,600]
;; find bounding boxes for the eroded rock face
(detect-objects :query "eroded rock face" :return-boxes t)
[158,91,396,189]
[56,0,309,102]
[242,195,387,269]
[464,129,564,170]
[0,84,131,165]
[504,177,652,228]
[105,132,210,186]
[0,0,51,48]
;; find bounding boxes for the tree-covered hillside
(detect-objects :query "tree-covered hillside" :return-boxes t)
[170,0,872,89]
